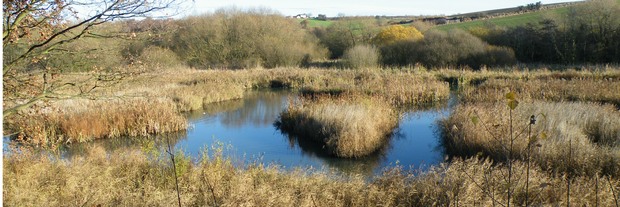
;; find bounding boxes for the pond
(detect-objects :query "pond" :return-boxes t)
[6,90,455,177]
[178,90,452,176]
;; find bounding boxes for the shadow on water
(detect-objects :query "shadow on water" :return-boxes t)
[277,126,394,176]
[54,132,188,160]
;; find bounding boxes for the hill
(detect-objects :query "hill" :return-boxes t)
[434,1,584,30]
[435,7,571,31]
[297,18,333,28]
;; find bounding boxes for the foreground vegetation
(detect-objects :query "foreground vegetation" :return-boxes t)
[3,1,620,205]
[442,101,620,177]
[4,144,619,206]
[3,66,620,206]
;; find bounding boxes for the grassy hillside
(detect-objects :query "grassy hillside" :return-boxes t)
[297,19,333,28]
[436,6,571,31]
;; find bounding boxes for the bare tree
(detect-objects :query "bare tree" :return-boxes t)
[3,0,183,117]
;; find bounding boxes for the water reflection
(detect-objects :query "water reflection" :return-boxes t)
[280,129,393,176]
[58,132,188,159]
[185,90,290,128]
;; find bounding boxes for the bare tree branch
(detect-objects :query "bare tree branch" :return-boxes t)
[3,0,183,117]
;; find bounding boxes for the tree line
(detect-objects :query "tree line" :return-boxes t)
[4,0,619,73]
[476,0,620,65]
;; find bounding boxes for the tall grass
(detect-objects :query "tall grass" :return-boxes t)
[277,95,398,158]
[4,67,449,146]
[168,82,245,112]
[4,145,619,206]
[298,70,450,106]
[430,67,620,106]
[442,101,620,177]
[461,78,620,106]
[8,99,187,147]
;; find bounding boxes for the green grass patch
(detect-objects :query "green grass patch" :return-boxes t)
[297,19,333,28]
[436,7,571,31]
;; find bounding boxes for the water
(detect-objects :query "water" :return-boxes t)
[6,90,454,177]
[176,90,451,176]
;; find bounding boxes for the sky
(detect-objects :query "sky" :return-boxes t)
[182,0,584,17]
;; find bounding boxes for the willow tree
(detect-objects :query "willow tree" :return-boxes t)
[3,0,182,117]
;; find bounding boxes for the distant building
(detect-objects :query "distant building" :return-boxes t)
[293,14,309,19]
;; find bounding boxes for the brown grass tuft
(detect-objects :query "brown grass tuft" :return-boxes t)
[9,99,187,146]
[277,95,399,158]
[442,101,620,176]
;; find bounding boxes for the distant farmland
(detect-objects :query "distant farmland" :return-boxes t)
[435,6,572,31]
[297,18,333,28]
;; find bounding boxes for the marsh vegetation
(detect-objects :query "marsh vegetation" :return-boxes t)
[4,0,620,206]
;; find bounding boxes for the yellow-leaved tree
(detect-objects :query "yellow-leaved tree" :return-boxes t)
[372,25,424,46]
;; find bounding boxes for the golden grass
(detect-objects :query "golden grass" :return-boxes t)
[434,66,620,86]
[168,82,245,112]
[299,70,450,106]
[461,78,620,106]
[8,99,187,147]
[5,67,450,146]
[277,95,399,158]
[5,66,620,206]
[432,67,620,106]
[442,101,620,176]
[4,145,619,206]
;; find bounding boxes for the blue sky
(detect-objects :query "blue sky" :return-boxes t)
[183,0,583,17]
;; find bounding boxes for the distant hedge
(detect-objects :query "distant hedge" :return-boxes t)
[380,29,516,69]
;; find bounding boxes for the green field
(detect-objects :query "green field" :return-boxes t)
[436,6,571,31]
[297,18,333,28]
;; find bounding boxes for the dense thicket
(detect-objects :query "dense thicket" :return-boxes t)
[379,29,516,69]
[478,0,620,64]
[170,8,326,69]
[311,19,379,59]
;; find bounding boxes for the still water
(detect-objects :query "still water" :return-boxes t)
[12,90,454,176]
[176,90,451,176]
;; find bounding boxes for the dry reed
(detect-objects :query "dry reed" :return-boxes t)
[9,99,187,147]
[432,67,620,106]
[3,145,619,206]
[461,78,620,106]
[442,101,620,176]
[5,67,450,146]
[277,95,399,158]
